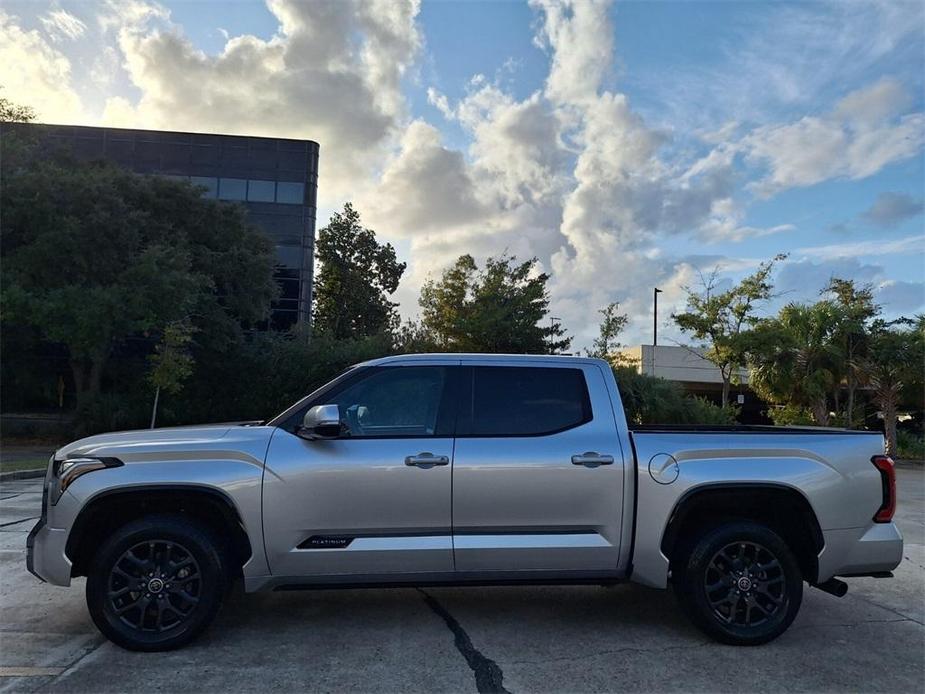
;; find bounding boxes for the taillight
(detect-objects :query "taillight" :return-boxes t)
[871,455,896,523]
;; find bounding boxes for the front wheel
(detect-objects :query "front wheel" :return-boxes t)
[86,514,227,651]
[674,521,803,646]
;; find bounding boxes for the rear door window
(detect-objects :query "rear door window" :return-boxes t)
[460,366,592,436]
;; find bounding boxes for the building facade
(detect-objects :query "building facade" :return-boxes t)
[619,344,770,423]
[16,124,319,330]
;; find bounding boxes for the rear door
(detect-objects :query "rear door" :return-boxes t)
[451,362,625,574]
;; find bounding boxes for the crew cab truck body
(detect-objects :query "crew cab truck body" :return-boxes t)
[28,354,902,650]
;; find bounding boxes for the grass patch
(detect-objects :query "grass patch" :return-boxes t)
[0,457,49,474]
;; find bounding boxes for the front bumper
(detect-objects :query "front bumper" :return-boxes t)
[26,521,72,586]
[25,473,75,587]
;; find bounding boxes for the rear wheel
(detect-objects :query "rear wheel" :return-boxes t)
[674,521,803,646]
[86,515,227,651]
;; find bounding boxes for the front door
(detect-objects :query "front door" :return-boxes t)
[451,362,625,574]
[262,363,458,579]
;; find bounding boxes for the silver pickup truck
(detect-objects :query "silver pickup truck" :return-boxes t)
[28,354,902,651]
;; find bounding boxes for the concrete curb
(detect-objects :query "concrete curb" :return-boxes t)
[0,469,46,482]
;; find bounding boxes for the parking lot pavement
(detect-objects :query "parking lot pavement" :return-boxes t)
[1,470,922,694]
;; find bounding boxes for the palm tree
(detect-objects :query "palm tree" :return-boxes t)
[749,302,844,426]
[854,319,925,456]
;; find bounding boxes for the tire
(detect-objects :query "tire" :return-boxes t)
[674,521,803,646]
[86,514,228,651]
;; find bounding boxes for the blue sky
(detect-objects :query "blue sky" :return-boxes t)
[2,0,923,346]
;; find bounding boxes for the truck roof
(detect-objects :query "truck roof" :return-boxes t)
[358,353,608,367]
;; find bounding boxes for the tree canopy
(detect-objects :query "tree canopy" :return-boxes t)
[1,145,277,410]
[673,255,785,407]
[419,254,571,354]
[748,301,844,425]
[586,302,629,360]
[312,203,406,340]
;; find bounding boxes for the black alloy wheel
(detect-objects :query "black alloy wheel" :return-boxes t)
[703,540,786,627]
[675,521,803,646]
[107,540,202,633]
[87,515,227,651]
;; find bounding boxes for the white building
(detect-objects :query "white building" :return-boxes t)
[618,345,749,385]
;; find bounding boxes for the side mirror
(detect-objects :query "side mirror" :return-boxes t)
[298,404,342,440]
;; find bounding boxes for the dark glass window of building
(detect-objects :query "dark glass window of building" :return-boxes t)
[248,179,275,202]
[276,181,305,204]
[219,178,247,200]
[191,176,218,198]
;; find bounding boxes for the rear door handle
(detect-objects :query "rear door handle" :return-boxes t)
[571,452,614,467]
[405,453,450,468]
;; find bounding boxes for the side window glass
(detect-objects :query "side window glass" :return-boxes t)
[468,367,591,436]
[329,367,447,438]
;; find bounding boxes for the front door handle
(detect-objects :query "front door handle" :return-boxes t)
[405,453,450,468]
[571,452,614,467]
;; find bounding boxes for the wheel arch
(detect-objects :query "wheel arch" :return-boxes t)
[660,482,824,584]
[66,484,252,579]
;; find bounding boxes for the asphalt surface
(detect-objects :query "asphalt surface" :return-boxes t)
[1,469,922,693]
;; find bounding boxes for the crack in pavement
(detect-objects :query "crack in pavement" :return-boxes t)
[31,635,108,693]
[418,589,511,694]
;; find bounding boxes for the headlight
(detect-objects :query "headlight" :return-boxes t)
[50,456,123,505]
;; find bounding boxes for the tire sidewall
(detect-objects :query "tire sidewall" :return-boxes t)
[86,515,226,652]
[678,521,803,646]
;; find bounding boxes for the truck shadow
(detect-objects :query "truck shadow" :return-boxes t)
[213,580,702,649]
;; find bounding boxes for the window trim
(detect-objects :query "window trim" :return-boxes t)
[455,365,594,438]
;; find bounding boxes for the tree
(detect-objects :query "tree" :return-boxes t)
[147,320,196,428]
[822,278,879,427]
[748,301,844,425]
[854,318,925,456]
[586,302,629,360]
[1,152,277,410]
[313,203,406,340]
[673,255,785,407]
[419,254,571,354]
[0,91,36,122]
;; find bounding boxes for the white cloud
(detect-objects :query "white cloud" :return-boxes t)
[97,0,422,202]
[39,9,86,42]
[530,0,613,108]
[0,9,87,122]
[362,120,487,236]
[743,79,925,196]
[795,234,925,261]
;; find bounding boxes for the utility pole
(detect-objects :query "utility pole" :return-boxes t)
[653,287,663,375]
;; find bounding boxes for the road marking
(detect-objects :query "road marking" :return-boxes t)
[0,667,65,677]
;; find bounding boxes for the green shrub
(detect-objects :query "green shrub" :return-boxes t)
[766,403,815,426]
[896,430,925,461]
[74,391,151,437]
[614,366,737,425]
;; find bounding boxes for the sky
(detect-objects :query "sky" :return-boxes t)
[2,0,924,348]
